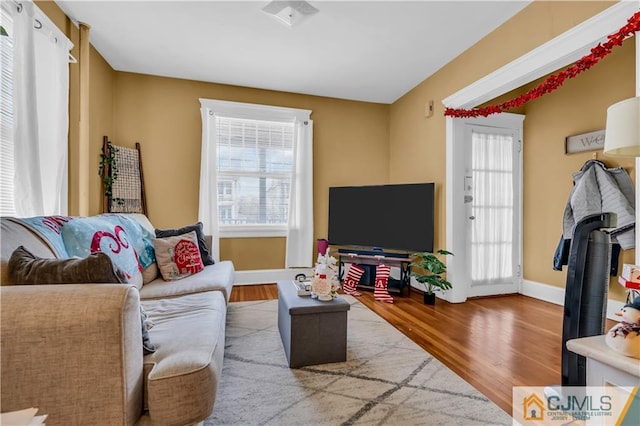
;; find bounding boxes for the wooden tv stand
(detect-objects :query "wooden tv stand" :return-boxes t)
[334,249,412,296]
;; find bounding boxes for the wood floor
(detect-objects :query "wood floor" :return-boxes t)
[229,284,616,415]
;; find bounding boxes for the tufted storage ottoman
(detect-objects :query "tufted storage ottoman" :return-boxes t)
[138,291,226,426]
[277,280,350,368]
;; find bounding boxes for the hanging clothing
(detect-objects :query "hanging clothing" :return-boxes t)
[553,237,622,274]
[553,159,635,271]
[564,159,635,248]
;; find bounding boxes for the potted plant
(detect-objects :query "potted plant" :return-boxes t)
[410,249,453,305]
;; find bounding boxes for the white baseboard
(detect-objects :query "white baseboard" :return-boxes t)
[234,268,313,285]
[521,280,624,321]
[520,280,565,306]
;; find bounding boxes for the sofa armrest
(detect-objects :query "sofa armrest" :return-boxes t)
[1,284,144,426]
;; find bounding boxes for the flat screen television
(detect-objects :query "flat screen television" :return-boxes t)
[328,183,435,253]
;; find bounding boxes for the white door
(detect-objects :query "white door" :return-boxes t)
[465,121,522,296]
[446,113,524,301]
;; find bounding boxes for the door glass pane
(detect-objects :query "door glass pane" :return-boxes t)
[471,130,514,284]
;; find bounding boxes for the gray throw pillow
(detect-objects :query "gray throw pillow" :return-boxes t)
[8,245,126,284]
[155,222,215,265]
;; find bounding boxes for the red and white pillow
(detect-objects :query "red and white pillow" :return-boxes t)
[153,231,204,281]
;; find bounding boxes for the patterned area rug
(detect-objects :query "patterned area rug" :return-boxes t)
[206,296,511,425]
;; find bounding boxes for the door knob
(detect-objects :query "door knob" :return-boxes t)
[469,215,475,220]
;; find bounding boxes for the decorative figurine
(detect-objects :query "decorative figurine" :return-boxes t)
[605,296,640,359]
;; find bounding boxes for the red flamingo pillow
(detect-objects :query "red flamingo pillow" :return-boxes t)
[61,217,143,289]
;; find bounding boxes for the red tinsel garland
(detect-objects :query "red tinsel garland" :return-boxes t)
[445,11,640,118]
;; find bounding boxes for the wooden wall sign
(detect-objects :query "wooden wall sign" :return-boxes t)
[565,129,605,154]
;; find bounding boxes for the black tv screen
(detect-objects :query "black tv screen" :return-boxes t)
[328,183,435,253]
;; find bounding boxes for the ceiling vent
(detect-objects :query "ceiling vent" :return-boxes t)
[262,1,319,27]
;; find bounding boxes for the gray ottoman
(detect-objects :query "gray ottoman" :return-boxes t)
[277,280,350,368]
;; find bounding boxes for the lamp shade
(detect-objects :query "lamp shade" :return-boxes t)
[603,96,640,157]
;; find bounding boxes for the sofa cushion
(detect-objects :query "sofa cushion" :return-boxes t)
[124,214,155,235]
[139,260,234,303]
[61,217,143,289]
[8,245,126,284]
[140,291,226,425]
[96,214,156,268]
[154,231,204,281]
[155,222,215,266]
[1,218,58,285]
[97,214,158,286]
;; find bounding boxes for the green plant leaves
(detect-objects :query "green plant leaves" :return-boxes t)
[99,142,124,206]
[410,250,454,295]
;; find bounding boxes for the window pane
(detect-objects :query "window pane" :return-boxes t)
[216,117,293,173]
[471,131,514,284]
[216,116,294,227]
[266,147,292,172]
[217,176,290,225]
[0,10,15,216]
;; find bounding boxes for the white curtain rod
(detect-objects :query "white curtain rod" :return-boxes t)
[7,0,77,64]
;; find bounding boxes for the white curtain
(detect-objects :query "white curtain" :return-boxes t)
[471,130,514,284]
[285,119,314,268]
[12,1,70,216]
[198,108,220,262]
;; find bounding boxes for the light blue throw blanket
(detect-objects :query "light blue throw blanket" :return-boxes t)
[10,216,72,257]
[12,214,156,268]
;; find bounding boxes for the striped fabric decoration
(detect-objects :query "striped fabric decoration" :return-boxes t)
[374,264,393,303]
[342,264,364,296]
[110,145,144,213]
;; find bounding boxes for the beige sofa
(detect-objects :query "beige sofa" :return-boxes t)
[0,214,234,426]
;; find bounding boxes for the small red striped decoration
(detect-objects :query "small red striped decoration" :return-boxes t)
[374,264,394,304]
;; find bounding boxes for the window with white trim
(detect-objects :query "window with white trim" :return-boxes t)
[199,99,313,266]
[0,9,15,216]
[216,116,294,227]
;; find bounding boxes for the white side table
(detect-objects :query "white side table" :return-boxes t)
[566,335,640,387]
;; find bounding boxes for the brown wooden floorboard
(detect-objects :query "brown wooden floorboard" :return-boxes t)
[228,284,616,415]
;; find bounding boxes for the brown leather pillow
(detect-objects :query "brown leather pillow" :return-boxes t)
[8,245,126,284]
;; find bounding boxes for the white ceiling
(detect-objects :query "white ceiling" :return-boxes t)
[55,1,531,104]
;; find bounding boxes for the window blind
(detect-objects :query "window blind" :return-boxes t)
[215,116,294,226]
[0,9,15,216]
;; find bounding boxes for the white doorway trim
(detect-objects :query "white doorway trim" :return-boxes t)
[443,2,637,110]
[442,1,638,303]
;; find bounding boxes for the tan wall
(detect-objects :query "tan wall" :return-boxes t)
[112,73,390,269]
[522,38,635,301]
[88,46,116,215]
[220,238,287,271]
[389,1,634,301]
